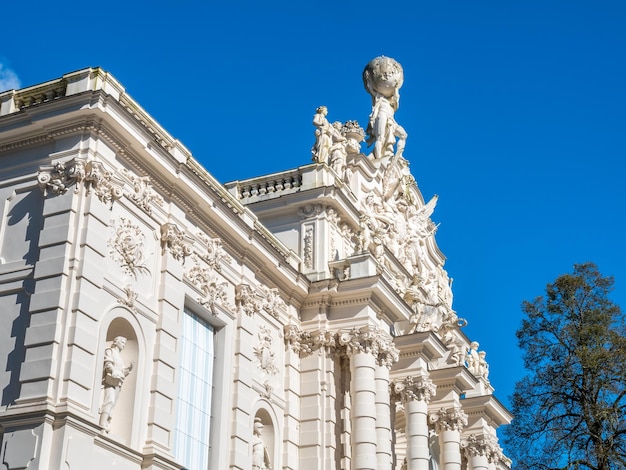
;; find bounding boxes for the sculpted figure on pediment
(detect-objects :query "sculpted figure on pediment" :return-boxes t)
[363,56,407,160]
[312,106,345,165]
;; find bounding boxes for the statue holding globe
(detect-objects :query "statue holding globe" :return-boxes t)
[363,56,408,160]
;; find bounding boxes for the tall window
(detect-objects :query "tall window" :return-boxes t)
[173,309,215,469]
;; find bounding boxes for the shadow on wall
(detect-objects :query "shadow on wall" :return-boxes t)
[1,188,45,406]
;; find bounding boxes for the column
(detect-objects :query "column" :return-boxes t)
[392,376,436,470]
[375,339,399,470]
[429,407,467,470]
[339,325,395,470]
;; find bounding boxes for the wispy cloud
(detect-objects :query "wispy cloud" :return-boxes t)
[0,62,21,92]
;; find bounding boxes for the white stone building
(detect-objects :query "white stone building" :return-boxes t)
[0,59,512,470]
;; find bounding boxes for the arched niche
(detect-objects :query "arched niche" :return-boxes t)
[252,402,280,470]
[95,307,145,446]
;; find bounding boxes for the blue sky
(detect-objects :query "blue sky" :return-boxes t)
[2,1,625,414]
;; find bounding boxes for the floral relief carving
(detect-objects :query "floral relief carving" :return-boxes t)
[120,168,164,215]
[186,256,230,315]
[108,218,150,279]
[253,325,278,375]
[258,285,286,318]
[234,283,285,318]
[160,223,192,262]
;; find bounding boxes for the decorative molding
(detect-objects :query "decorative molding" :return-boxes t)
[392,375,436,403]
[108,218,150,279]
[160,223,193,262]
[429,407,468,433]
[253,325,278,375]
[297,203,324,219]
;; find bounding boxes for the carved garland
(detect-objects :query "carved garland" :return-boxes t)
[186,256,230,315]
[253,325,278,375]
[235,283,285,319]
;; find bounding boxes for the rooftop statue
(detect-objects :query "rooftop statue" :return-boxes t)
[363,56,408,160]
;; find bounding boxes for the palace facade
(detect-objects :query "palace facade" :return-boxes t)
[0,60,511,469]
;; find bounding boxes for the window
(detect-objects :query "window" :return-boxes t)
[173,309,215,469]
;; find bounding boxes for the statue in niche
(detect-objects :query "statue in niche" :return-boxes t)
[363,56,407,160]
[311,106,345,164]
[99,336,135,432]
[252,417,272,469]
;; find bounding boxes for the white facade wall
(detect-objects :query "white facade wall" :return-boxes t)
[0,68,512,470]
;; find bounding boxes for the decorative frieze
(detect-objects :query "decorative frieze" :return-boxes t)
[303,224,314,270]
[160,223,192,262]
[392,375,436,404]
[429,407,468,433]
[108,218,150,279]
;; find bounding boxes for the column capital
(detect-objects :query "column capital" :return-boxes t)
[392,375,436,403]
[461,433,504,463]
[429,406,468,433]
[338,325,399,367]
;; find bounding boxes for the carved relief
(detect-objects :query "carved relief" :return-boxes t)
[120,168,164,215]
[253,325,278,375]
[109,218,150,279]
[461,434,504,463]
[257,285,285,319]
[196,233,232,272]
[392,375,436,404]
[297,203,324,219]
[160,223,193,262]
[99,336,134,433]
[429,407,468,433]
[303,224,314,270]
[186,257,230,315]
[337,325,399,367]
[284,325,336,358]
[37,158,123,205]
[117,285,138,310]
